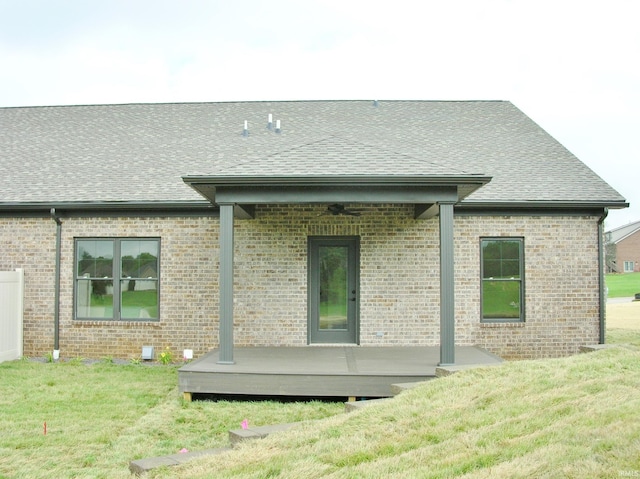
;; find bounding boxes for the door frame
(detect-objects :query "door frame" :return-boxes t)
[307,236,360,344]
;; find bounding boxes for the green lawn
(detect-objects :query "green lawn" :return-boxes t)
[162,345,640,478]
[5,346,636,478]
[606,272,640,298]
[2,332,640,478]
[607,328,640,346]
[0,361,342,479]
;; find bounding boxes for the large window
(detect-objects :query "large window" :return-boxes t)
[75,238,159,321]
[481,238,524,322]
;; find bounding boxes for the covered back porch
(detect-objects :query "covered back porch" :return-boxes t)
[183,176,491,367]
[181,139,493,396]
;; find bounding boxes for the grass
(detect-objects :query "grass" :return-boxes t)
[0,361,342,479]
[2,319,639,478]
[606,272,640,297]
[158,344,640,478]
[607,328,640,346]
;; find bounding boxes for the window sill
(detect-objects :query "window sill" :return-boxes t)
[480,321,525,328]
[72,319,161,326]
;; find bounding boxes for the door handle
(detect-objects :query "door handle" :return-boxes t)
[350,297,356,301]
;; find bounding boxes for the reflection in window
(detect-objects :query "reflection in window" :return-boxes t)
[481,238,524,322]
[75,239,159,320]
[319,246,348,330]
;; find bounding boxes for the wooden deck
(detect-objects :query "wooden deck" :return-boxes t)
[178,346,502,399]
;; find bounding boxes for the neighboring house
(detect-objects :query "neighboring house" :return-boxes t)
[605,220,640,273]
[0,100,628,362]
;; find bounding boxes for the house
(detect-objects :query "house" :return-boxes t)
[605,220,640,273]
[0,100,628,368]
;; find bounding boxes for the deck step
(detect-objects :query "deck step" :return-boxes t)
[344,398,390,412]
[129,447,231,475]
[435,362,502,377]
[130,422,300,474]
[229,422,300,446]
[390,381,428,395]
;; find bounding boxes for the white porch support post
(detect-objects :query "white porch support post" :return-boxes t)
[439,201,456,366]
[218,203,235,364]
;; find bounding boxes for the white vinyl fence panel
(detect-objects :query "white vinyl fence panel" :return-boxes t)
[0,269,24,363]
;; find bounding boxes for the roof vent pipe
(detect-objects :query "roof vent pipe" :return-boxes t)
[275,119,281,134]
[373,100,379,107]
[267,113,273,130]
[242,120,249,137]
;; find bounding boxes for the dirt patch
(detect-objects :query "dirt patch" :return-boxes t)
[607,301,640,330]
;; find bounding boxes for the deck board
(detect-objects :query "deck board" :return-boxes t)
[178,346,502,398]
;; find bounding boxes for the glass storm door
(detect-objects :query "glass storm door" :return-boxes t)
[308,237,359,344]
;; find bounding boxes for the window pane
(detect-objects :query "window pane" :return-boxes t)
[482,280,521,319]
[481,238,523,321]
[77,240,113,278]
[121,240,158,279]
[76,279,113,319]
[319,246,348,330]
[75,238,159,321]
[121,279,158,319]
[500,240,520,259]
[482,240,521,279]
[501,259,520,278]
[483,259,501,278]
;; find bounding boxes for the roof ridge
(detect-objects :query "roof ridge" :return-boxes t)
[608,219,640,233]
[0,99,510,111]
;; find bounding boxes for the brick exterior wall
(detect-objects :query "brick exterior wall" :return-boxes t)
[0,208,602,360]
[454,215,601,359]
[616,232,640,272]
[0,216,218,360]
[0,217,58,357]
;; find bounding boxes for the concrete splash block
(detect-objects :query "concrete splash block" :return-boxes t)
[580,344,616,353]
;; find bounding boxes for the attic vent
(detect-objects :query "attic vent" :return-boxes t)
[373,100,379,107]
[242,120,249,137]
[267,113,273,130]
[275,119,281,134]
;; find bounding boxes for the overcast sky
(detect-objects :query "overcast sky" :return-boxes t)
[1,0,637,229]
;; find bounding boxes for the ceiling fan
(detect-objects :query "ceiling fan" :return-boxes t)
[321,204,363,216]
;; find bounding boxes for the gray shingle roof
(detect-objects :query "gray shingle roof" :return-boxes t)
[216,135,475,177]
[0,100,627,208]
